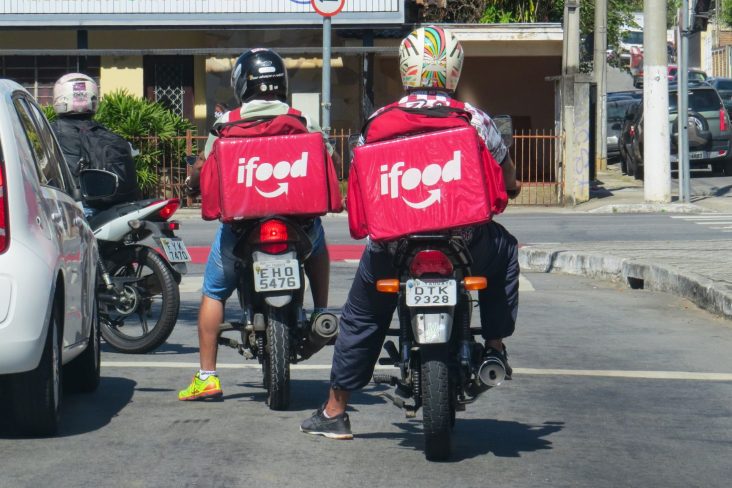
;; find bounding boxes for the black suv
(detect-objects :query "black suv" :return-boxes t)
[622,82,732,179]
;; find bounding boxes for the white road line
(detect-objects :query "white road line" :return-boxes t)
[101,362,732,381]
[685,221,732,225]
[671,214,732,219]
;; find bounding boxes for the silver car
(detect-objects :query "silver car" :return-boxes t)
[0,79,101,436]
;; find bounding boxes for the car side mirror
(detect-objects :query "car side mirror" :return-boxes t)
[493,115,514,148]
[79,169,119,201]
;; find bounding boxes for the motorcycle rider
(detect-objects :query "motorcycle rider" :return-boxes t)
[179,48,335,401]
[50,73,138,217]
[300,26,522,439]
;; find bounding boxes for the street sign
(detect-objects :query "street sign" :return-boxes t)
[311,0,345,17]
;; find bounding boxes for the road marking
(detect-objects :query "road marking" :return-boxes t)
[101,362,732,381]
[671,214,732,219]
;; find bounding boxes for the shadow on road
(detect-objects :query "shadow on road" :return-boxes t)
[358,418,564,462]
[0,376,136,438]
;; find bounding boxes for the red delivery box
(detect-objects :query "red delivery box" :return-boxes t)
[202,131,341,222]
[348,126,504,241]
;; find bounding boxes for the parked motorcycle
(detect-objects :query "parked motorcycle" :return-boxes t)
[372,234,504,461]
[217,217,338,411]
[82,170,190,354]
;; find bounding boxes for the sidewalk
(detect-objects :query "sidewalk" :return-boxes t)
[518,164,732,320]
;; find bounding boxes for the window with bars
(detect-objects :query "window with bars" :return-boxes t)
[0,56,100,106]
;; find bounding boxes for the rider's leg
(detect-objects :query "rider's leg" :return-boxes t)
[198,296,225,371]
[326,245,399,414]
[304,217,329,309]
[469,221,520,345]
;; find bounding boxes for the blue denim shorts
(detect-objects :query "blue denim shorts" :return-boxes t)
[202,217,326,301]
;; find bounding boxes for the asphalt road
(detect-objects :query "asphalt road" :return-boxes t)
[2,271,731,488]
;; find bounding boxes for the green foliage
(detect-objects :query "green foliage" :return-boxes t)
[45,91,194,193]
[722,0,732,27]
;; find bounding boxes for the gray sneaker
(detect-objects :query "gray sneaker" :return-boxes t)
[300,405,353,440]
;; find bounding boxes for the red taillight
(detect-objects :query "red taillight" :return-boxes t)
[409,250,453,277]
[260,219,288,254]
[720,108,728,132]
[0,164,7,253]
[155,198,180,221]
[629,126,636,138]
[166,221,180,231]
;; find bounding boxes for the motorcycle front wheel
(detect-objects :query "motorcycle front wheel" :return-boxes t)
[99,246,180,354]
[421,346,453,461]
[263,306,291,411]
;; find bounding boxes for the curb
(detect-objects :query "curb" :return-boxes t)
[518,247,732,320]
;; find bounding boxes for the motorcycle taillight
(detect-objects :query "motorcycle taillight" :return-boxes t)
[155,198,180,220]
[260,219,288,254]
[409,250,453,277]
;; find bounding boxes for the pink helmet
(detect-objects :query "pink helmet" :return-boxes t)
[53,73,99,115]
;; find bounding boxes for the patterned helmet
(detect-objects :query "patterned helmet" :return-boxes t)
[53,73,99,115]
[399,26,464,92]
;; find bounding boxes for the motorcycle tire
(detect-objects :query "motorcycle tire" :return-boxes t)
[99,246,180,354]
[264,306,291,411]
[421,346,453,461]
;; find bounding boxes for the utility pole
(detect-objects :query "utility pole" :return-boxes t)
[643,0,671,202]
[678,1,691,202]
[594,0,608,172]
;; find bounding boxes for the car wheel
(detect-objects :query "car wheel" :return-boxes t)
[64,293,101,393]
[11,304,62,436]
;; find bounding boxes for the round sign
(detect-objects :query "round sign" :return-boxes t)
[310,0,345,17]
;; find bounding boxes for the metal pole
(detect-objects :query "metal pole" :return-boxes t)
[321,16,332,135]
[594,0,608,172]
[643,0,671,202]
[678,1,691,202]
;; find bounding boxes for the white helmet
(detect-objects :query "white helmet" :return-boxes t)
[399,26,464,92]
[53,73,99,115]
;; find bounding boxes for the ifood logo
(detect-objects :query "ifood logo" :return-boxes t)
[237,153,308,198]
[379,151,462,209]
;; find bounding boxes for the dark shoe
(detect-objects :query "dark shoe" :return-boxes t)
[484,344,513,380]
[300,405,353,440]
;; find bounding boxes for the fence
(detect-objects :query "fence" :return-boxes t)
[135,128,561,207]
[711,46,732,78]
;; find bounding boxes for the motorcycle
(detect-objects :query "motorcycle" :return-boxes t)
[372,233,506,461]
[83,171,190,354]
[217,217,338,411]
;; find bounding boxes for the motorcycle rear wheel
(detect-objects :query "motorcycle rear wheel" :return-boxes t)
[421,346,453,461]
[264,306,291,411]
[99,246,180,354]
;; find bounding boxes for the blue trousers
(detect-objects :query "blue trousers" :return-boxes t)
[330,221,519,391]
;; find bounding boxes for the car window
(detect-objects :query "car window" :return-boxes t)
[622,31,643,44]
[715,80,732,90]
[689,71,707,82]
[669,90,721,113]
[12,97,66,191]
[26,100,74,194]
[608,100,635,121]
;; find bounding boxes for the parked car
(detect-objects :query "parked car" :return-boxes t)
[624,82,732,179]
[0,79,108,436]
[607,98,639,162]
[633,66,707,89]
[618,99,643,176]
[707,77,732,112]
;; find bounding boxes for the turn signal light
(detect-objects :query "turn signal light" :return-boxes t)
[464,276,487,290]
[376,279,400,293]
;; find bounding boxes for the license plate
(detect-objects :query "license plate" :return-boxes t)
[254,259,300,292]
[405,279,457,307]
[159,237,191,263]
[689,151,704,160]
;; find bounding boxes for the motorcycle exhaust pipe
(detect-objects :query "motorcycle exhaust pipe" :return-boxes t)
[299,312,339,359]
[466,355,507,398]
[478,355,507,388]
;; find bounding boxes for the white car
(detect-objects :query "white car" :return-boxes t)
[0,79,102,436]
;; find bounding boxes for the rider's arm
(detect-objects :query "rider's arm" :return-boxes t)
[500,153,522,199]
[184,152,205,196]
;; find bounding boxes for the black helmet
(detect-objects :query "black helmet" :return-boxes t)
[231,48,288,104]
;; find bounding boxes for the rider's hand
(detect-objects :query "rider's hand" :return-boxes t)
[184,176,200,197]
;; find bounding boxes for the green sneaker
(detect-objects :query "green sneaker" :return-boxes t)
[178,372,223,401]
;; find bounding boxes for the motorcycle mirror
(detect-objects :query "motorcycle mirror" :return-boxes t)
[493,115,514,148]
[79,169,119,200]
[185,155,198,166]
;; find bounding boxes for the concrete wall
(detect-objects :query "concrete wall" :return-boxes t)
[100,56,143,97]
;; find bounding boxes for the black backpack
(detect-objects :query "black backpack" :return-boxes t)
[51,117,139,207]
